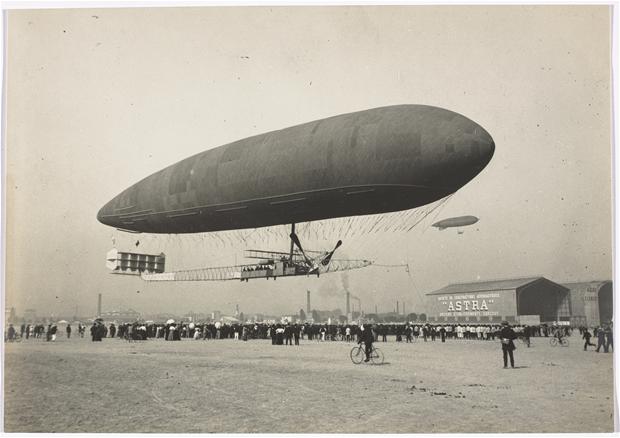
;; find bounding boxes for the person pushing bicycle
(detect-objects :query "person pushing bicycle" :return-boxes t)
[358,324,375,362]
[554,327,565,343]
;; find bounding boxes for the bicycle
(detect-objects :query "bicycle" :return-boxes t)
[350,344,384,365]
[550,337,569,347]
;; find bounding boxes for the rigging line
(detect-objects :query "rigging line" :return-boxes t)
[382,211,399,233]
[405,196,449,232]
[364,214,377,235]
[364,214,381,234]
[348,213,388,254]
[353,216,365,238]
[214,232,226,248]
[344,216,354,238]
[395,209,412,231]
[398,209,423,232]
[384,211,401,232]
[399,208,421,231]
[420,194,454,234]
[352,216,365,238]
[372,213,388,233]
[407,267,426,307]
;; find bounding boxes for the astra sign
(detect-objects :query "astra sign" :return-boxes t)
[437,292,501,317]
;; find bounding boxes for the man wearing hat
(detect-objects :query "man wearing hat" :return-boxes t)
[499,321,518,368]
[358,324,375,362]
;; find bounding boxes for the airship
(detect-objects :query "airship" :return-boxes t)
[432,215,480,230]
[97,105,494,234]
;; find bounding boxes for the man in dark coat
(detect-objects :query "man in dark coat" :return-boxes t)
[439,325,447,342]
[596,326,607,352]
[605,325,613,352]
[499,321,517,368]
[359,324,375,362]
[293,324,300,345]
[583,327,596,350]
[284,324,293,345]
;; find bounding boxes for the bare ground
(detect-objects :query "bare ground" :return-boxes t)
[3,335,615,433]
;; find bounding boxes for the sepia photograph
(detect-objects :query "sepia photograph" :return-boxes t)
[2,3,616,433]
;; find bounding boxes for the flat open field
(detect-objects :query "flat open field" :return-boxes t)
[3,335,615,433]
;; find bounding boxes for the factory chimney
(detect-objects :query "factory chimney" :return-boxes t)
[97,293,102,317]
[396,300,399,315]
[307,290,311,316]
[346,291,350,315]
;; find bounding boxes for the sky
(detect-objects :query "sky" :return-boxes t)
[3,5,614,319]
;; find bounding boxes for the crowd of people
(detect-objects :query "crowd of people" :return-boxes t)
[4,320,612,352]
[4,322,87,342]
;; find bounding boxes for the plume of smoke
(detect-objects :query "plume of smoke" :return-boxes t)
[341,272,349,293]
[317,277,341,298]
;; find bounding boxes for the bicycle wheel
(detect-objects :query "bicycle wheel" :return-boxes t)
[370,347,384,365]
[350,346,364,364]
[561,338,569,347]
[549,338,558,346]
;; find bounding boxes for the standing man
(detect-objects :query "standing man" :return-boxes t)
[604,325,613,353]
[284,323,293,346]
[405,324,413,343]
[6,324,16,342]
[66,324,72,339]
[596,326,606,353]
[293,324,300,345]
[522,325,531,348]
[359,324,375,363]
[499,321,517,368]
[583,327,596,351]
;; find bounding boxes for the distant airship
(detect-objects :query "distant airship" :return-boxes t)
[97,105,494,234]
[432,215,479,230]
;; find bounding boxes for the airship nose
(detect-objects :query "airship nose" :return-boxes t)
[430,117,495,191]
[97,201,116,228]
[476,125,495,168]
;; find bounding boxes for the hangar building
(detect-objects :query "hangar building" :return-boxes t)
[425,277,571,325]
[562,281,613,327]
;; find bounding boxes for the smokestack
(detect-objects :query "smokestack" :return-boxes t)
[307,290,311,315]
[97,293,102,317]
[397,300,399,315]
[375,304,378,314]
[403,302,406,316]
[346,291,350,315]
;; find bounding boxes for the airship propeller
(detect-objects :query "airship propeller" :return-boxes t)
[290,232,312,265]
[290,232,343,274]
[321,240,343,266]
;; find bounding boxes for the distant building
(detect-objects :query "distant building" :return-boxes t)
[144,313,179,323]
[100,309,141,323]
[563,281,612,327]
[183,312,208,322]
[426,277,571,324]
[211,311,221,321]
